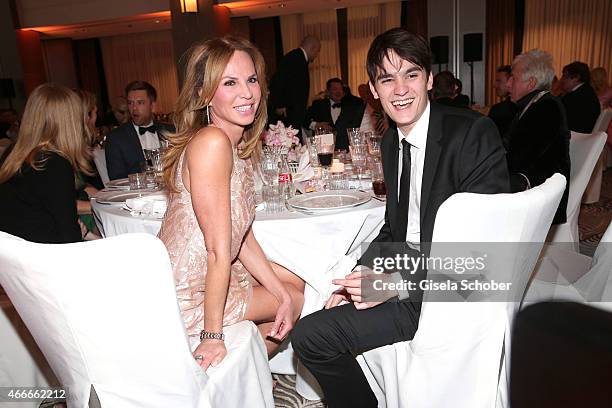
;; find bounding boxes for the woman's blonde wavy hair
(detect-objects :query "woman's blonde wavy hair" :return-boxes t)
[163,36,268,192]
[0,84,93,183]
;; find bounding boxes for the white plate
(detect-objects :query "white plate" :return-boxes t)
[287,190,371,211]
[106,178,130,190]
[94,189,162,205]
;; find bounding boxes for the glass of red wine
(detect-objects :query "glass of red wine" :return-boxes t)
[371,159,386,198]
[316,133,335,188]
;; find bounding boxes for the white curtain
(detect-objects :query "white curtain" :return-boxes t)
[100,30,179,113]
[280,10,341,103]
[347,2,401,94]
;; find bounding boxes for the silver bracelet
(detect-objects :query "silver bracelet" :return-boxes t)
[200,330,225,342]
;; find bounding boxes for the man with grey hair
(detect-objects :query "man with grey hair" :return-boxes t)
[505,48,570,224]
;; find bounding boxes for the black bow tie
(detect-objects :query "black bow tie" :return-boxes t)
[138,125,157,135]
[331,103,341,109]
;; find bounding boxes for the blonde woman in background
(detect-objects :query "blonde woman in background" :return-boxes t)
[158,36,304,371]
[0,84,92,243]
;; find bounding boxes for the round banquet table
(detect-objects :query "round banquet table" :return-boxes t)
[91,190,385,399]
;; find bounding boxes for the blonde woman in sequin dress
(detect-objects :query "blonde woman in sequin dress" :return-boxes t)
[158,37,304,371]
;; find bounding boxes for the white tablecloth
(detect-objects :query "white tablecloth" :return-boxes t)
[92,193,385,399]
[0,295,58,408]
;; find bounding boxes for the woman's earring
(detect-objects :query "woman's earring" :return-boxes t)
[205,105,212,124]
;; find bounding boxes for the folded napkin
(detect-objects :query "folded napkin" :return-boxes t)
[293,147,314,182]
[123,193,168,218]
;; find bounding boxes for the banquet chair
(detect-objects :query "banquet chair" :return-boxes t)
[525,220,612,310]
[92,146,109,186]
[0,232,273,408]
[547,131,606,250]
[582,110,612,203]
[357,174,566,408]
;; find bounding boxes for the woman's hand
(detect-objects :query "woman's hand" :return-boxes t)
[268,296,294,341]
[193,339,227,371]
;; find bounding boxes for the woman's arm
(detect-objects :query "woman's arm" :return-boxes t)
[186,128,234,335]
[238,229,294,339]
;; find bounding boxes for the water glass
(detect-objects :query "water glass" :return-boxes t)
[128,172,147,190]
[366,132,382,157]
[350,144,368,176]
[347,128,364,146]
[305,135,319,166]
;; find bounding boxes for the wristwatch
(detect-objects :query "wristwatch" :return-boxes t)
[200,330,225,342]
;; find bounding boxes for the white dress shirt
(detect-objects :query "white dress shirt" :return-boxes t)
[330,99,341,124]
[133,121,160,151]
[397,102,430,244]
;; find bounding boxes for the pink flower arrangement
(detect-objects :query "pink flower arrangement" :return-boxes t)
[263,121,300,149]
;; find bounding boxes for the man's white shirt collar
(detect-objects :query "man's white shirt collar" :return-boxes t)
[397,101,430,149]
[571,82,585,93]
[300,47,308,63]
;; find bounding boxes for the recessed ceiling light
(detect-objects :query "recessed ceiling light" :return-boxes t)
[155,20,160,23]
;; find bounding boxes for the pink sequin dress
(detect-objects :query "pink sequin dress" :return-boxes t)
[158,147,255,336]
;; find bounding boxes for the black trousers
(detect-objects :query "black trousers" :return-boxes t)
[291,300,420,408]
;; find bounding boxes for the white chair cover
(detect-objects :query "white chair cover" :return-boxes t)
[548,131,606,250]
[582,110,612,203]
[92,146,109,186]
[357,174,566,408]
[0,232,273,408]
[526,221,612,310]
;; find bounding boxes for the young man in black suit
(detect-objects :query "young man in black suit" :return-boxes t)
[291,28,510,408]
[269,36,321,139]
[104,81,175,180]
[305,78,364,151]
[560,61,601,133]
[506,49,570,224]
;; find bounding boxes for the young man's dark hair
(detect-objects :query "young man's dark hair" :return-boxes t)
[366,28,432,83]
[124,80,157,102]
[562,61,591,84]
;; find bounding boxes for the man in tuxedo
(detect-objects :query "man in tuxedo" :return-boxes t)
[505,49,570,224]
[560,61,601,133]
[292,28,510,408]
[105,81,174,180]
[305,78,364,151]
[489,65,518,144]
[269,36,321,139]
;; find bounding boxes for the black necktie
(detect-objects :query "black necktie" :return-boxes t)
[331,103,341,109]
[138,124,157,135]
[397,139,411,241]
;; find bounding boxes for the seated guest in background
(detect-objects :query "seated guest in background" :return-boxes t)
[305,77,364,151]
[158,36,303,370]
[454,77,471,107]
[292,28,509,408]
[0,109,19,141]
[342,85,363,106]
[74,89,103,240]
[591,67,612,146]
[0,84,92,243]
[432,71,465,108]
[105,81,174,180]
[488,65,518,142]
[506,49,570,224]
[591,67,612,110]
[560,61,601,133]
[358,83,388,136]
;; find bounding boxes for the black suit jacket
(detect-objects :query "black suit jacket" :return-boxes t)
[269,48,310,133]
[105,122,174,180]
[562,83,601,133]
[506,91,570,224]
[360,103,510,310]
[488,98,518,141]
[305,98,365,151]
